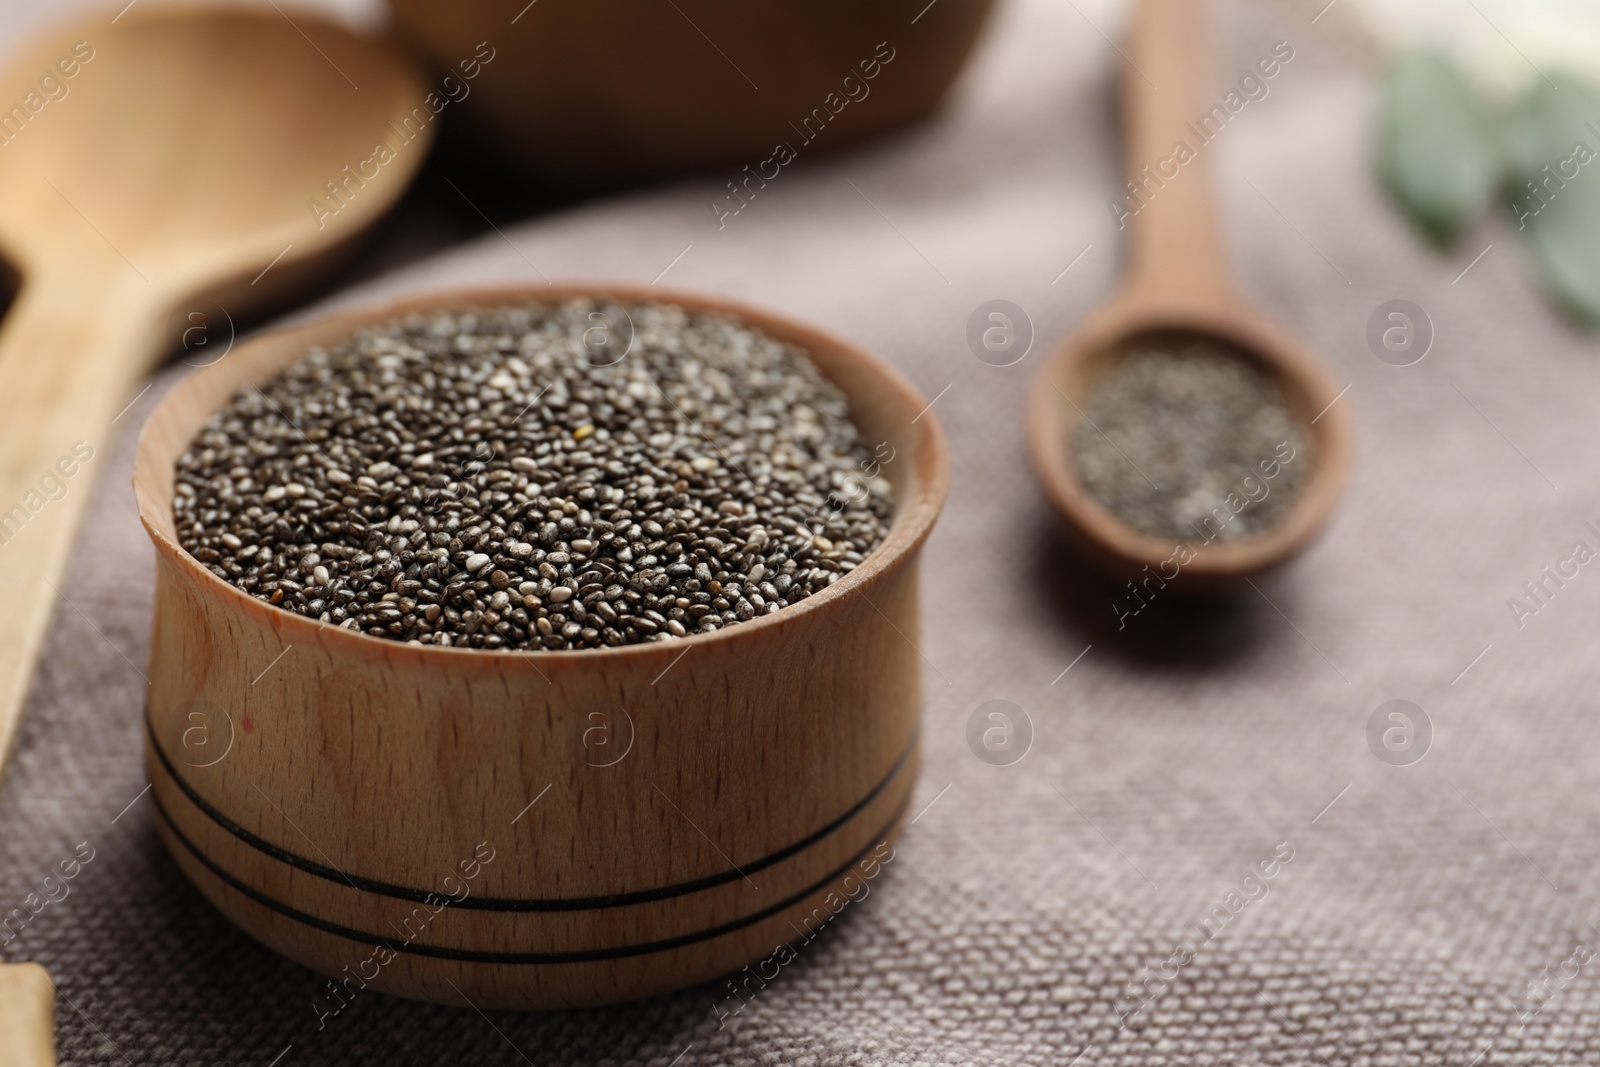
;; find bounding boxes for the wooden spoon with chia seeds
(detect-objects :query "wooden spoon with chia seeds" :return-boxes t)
[1027,0,1350,589]
[0,7,429,1062]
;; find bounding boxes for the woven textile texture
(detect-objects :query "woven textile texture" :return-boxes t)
[5,0,1600,1063]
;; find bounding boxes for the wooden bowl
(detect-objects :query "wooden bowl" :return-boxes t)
[1028,298,1351,589]
[134,285,948,1009]
[386,0,998,184]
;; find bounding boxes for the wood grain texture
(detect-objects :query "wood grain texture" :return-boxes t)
[134,285,949,1009]
[387,0,998,183]
[1027,0,1351,586]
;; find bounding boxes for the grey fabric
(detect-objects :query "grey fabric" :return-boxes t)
[6,0,1600,1063]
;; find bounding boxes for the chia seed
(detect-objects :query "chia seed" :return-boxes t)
[1072,340,1313,542]
[173,301,895,650]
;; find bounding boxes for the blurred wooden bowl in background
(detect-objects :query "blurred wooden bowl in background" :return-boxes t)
[387,0,998,184]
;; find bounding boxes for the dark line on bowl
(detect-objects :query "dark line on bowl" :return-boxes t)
[146,711,914,911]
[151,788,908,965]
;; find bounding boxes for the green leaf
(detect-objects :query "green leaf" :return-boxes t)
[1504,74,1600,326]
[1378,49,1497,246]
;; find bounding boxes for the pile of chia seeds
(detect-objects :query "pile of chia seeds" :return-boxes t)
[174,301,895,650]
[1072,341,1313,542]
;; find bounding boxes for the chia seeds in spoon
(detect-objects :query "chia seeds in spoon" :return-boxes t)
[1072,341,1313,543]
[174,301,894,651]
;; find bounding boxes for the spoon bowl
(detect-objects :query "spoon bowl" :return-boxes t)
[1028,0,1351,587]
[0,7,427,298]
[1030,297,1350,588]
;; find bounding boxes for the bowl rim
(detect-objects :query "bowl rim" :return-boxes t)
[134,283,950,669]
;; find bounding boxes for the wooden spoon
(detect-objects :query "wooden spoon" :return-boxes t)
[1028,0,1350,588]
[0,963,53,1067]
[0,7,429,1062]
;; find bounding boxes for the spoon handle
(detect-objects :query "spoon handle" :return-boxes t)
[1122,0,1231,305]
[0,962,55,1066]
[0,275,159,773]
